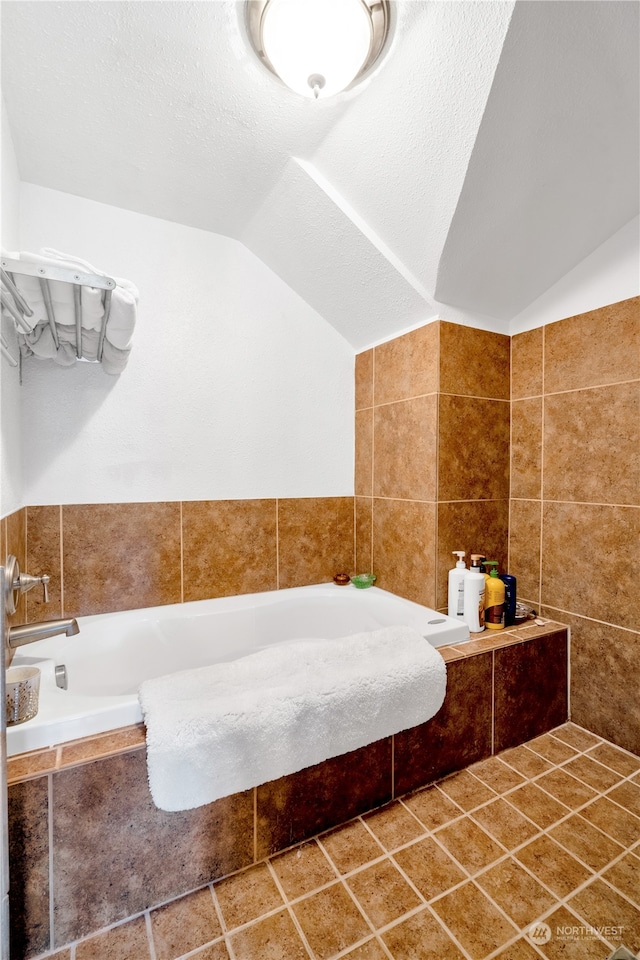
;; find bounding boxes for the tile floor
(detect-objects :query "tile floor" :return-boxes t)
[47,723,640,960]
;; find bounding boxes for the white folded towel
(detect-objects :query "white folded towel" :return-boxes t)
[139,626,447,812]
[40,250,139,349]
[19,323,132,375]
[4,249,138,374]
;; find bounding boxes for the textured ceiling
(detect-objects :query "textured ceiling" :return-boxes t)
[435,0,640,321]
[1,0,638,346]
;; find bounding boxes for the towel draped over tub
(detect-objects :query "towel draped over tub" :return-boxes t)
[139,626,447,812]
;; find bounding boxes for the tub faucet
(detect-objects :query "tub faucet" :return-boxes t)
[7,618,80,649]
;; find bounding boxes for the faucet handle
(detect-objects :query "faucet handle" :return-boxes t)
[18,572,50,603]
[4,555,51,614]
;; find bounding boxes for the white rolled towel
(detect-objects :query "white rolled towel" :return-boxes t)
[6,249,138,347]
[41,248,138,348]
[5,249,138,372]
[20,321,131,375]
[20,324,77,366]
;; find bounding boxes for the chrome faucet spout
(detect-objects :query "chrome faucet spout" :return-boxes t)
[7,617,80,649]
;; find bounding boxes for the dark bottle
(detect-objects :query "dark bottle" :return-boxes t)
[500,574,517,626]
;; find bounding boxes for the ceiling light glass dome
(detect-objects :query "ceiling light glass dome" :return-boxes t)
[246,0,391,99]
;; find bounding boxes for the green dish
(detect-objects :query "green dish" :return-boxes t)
[352,573,376,589]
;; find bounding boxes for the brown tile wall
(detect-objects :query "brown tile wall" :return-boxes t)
[1,497,354,621]
[354,297,638,754]
[355,320,510,610]
[7,624,567,958]
[510,296,640,755]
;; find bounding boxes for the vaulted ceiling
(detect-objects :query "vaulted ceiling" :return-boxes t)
[2,0,638,347]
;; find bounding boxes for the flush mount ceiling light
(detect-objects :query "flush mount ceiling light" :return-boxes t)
[246,0,391,99]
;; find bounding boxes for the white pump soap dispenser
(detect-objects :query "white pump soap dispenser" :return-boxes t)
[463,554,486,632]
[448,551,467,620]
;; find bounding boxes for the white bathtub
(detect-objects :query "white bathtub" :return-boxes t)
[7,583,468,757]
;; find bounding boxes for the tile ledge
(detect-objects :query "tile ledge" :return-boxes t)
[439,619,568,660]
[9,723,147,782]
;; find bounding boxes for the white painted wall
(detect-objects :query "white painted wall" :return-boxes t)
[510,216,640,334]
[1,99,23,516]
[18,184,354,505]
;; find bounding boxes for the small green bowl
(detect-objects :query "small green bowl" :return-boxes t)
[352,573,376,589]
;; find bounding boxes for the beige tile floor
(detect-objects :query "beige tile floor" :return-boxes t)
[50,723,640,960]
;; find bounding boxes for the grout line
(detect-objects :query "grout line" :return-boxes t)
[438,391,510,403]
[417,903,477,960]
[309,834,342,880]
[207,882,227,942]
[508,496,640,509]
[491,652,495,755]
[435,318,441,399]
[583,739,640,771]
[275,499,279,590]
[541,604,640,637]
[264,860,315,960]
[175,935,231,960]
[567,621,571,720]
[367,495,503,505]
[338,874,379,938]
[429,888,509,960]
[358,811,389,846]
[371,344,375,409]
[253,787,257,864]
[390,901,476,960]
[371,391,440,410]
[541,376,640,398]
[375,934,396,960]
[509,330,513,419]
[488,938,548,960]
[352,495,356,573]
[179,500,184,604]
[225,926,237,960]
[144,911,158,960]
[314,832,382,879]
[391,735,395,800]
[589,859,640,911]
[47,772,54,954]
[536,498,640,509]
[431,497,510,504]
[331,932,398,960]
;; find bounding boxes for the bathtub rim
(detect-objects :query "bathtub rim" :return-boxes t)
[6,582,468,757]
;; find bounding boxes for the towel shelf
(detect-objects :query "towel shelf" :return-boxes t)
[0,268,33,317]
[1,257,115,291]
[0,256,119,371]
